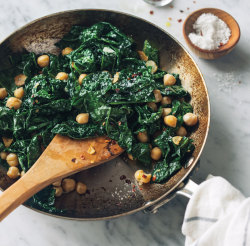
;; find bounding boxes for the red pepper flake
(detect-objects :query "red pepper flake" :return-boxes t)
[128,77,131,80]
[187,7,190,10]
[178,19,182,23]
[152,175,156,181]
[142,174,147,178]
[111,140,117,145]
[139,187,143,190]
[118,121,122,126]
[180,10,184,13]
[80,155,85,160]
[169,4,173,8]
[131,74,137,78]
[31,95,34,98]
[220,42,223,46]
[115,88,120,93]
[132,188,136,192]
[132,184,136,188]
[149,10,154,15]
[71,158,76,163]
[33,101,35,105]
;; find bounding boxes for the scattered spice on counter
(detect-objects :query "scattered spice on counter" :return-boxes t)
[180,10,184,13]
[166,22,171,27]
[168,17,172,20]
[188,13,231,50]
[169,4,173,8]
[187,7,190,10]
[149,10,154,15]
[193,1,196,3]
[178,19,182,23]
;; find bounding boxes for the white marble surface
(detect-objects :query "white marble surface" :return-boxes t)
[0,0,250,245]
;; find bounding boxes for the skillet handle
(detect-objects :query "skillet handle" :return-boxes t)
[144,179,199,214]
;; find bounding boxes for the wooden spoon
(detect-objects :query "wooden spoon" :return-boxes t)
[0,134,123,221]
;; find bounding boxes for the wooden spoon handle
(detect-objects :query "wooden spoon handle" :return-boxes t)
[0,134,123,221]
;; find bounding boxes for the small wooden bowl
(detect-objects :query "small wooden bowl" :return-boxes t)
[183,8,240,59]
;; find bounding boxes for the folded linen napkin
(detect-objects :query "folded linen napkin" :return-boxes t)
[182,175,250,246]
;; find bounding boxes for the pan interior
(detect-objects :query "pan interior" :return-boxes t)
[0,10,209,219]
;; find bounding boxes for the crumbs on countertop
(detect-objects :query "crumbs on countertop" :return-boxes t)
[150,10,154,15]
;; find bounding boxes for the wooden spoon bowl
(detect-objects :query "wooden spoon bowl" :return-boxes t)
[183,8,240,59]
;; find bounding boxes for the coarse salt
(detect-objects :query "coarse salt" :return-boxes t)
[188,13,231,50]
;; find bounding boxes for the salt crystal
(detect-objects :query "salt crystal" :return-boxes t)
[188,13,231,50]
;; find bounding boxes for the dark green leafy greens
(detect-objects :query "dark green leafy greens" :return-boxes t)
[0,22,194,214]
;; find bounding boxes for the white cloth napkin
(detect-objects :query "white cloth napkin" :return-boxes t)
[182,175,250,246]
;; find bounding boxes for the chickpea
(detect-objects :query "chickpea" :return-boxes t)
[2,137,13,147]
[6,97,22,110]
[0,88,8,100]
[52,179,62,187]
[78,74,87,85]
[113,72,120,83]
[137,131,149,143]
[147,102,157,112]
[6,153,19,167]
[134,170,151,184]
[161,96,172,106]
[54,186,63,197]
[162,108,172,117]
[183,113,198,126]
[137,51,148,61]
[163,74,176,86]
[176,126,187,136]
[0,151,8,160]
[20,170,25,177]
[76,113,89,124]
[151,147,162,161]
[14,74,27,86]
[172,136,183,145]
[56,72,68,80]
[164,115,177,128]
[146,60,158,74]
[37,55,50,68]
[7,167,20,179]
[153,89,162,103]
[76,182,87,195]
[62,47,73,56]
[127,153,134,160]
[14,87,24,99]
[62,178,76,193]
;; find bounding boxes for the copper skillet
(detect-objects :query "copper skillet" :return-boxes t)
[0,9,210,220]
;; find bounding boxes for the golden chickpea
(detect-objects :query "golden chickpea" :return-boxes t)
[172,136,183,145]
[2,137,13,147]
[176,126,187,136]
[146,60,158,74]
[153,89,162,103]
[164,115,177,127]
[137,131,149,143]
[0,151,8,160]
[134,170,144,182]
[76,113,89,124]
[0,88,8,100]
[6,153,19,167]
[161,96,172,106]
[62,47,73,56]
[147,102,157,112]
[56,72,68,80]
[137,51,148,61]
[134,170,151,184]
[7,167,20,179]
[14,74,27,86]
[76,182,87,195]
[127,153,134,160]
[163,74,176,86]
[62,178,76,193]
[183,113,198,126]
[162,108,172,117]
[14,87,24,99]
[113,72,120,83]
[151,147,162,161]
[78,74,87,85]
[52,179,62,187]
[6,97,22,110]
[54,186,63,197]
[37,55,50,68]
